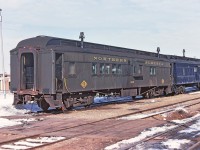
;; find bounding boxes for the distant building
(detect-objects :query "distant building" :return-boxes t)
[0,73,10,92]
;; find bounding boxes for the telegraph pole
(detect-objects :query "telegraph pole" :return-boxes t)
[0,9,6,99]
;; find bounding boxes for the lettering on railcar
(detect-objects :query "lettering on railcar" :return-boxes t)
[93,56,127,63]
[145,60,164,66]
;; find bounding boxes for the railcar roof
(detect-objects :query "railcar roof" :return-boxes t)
[12,35,200,63]
[16,36,54,48]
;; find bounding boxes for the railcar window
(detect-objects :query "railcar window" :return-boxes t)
[138,65,143,74]
[182,68,185,76]
[100,63,105,74]
[92,63,97,75]
[194,67,197,73]
[133,66,136,74]
[150,67,156,75]
[112,64,117,74]
[117,64,122,74]
[105,64,110,74]
[69,62,76,75]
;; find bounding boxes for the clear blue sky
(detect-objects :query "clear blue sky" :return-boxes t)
[1,0,200,73]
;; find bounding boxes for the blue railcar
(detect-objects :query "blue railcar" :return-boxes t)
[171,59,200,93]
[173,63,199,84]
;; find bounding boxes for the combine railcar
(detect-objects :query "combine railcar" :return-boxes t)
[10,35,200,111]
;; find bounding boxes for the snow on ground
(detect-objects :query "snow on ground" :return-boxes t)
[26,136,66,143]
[189,91,200,95]
[0,93,28,116]
[1,136,66,150]
[174,107,188,113]
[1,144,30,150]
[0,93,41,128]
[171,113,200,124]
[0,118,38,128]
[105,125,176,150]
[105,113,200,150]
[162,139,191,149]
[178,117,200,134]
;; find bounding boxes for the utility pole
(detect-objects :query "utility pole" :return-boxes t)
[0,9,6,99]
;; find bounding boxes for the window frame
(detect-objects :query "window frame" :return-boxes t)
[68,62,76,75]
[150,66,156,76]
[92,63,98,75]
[105,64,111,75]
[100,63,105,75]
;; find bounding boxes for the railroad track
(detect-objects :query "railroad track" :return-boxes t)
[119,115,200,150]
[189,141,200,150]
[1,95,200,149]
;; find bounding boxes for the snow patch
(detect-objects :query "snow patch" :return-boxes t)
[1,144,30,150]
[0,93,30,116]
[0,93,43,128]
[174,107,188,113]
[26,136,66,143]
[172,113,200,124]
[0,118,38,128]
[104,125,176,150]
[105,114,200,150]
[162,139,190,149]
[14,141,42,147]
[1,136,66,150]
[188,91,200,95]
[0,118,22,128]
[179,118,200,134]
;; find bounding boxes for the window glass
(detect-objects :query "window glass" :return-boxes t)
[100,63,105,74]
[194,67,197,73]
[182,68,185,76]
[150,67,153,75]
[92,63,97,75]
[112,64,117,74]
[133,66,136,74]
[69,62,75,75]
[117,64,122,74]
[150,67,156,75]
[153,67,156,75]
[105,64,110,74]
[138,65,143,74]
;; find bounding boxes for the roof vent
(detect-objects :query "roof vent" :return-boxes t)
[157,47,160,58]
[183,49,185,57]
[79,32,85,48]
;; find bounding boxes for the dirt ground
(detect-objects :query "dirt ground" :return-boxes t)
[1,92,200,150]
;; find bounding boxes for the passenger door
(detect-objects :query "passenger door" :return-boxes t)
[20,53,34,90]
[55,53,63,91]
